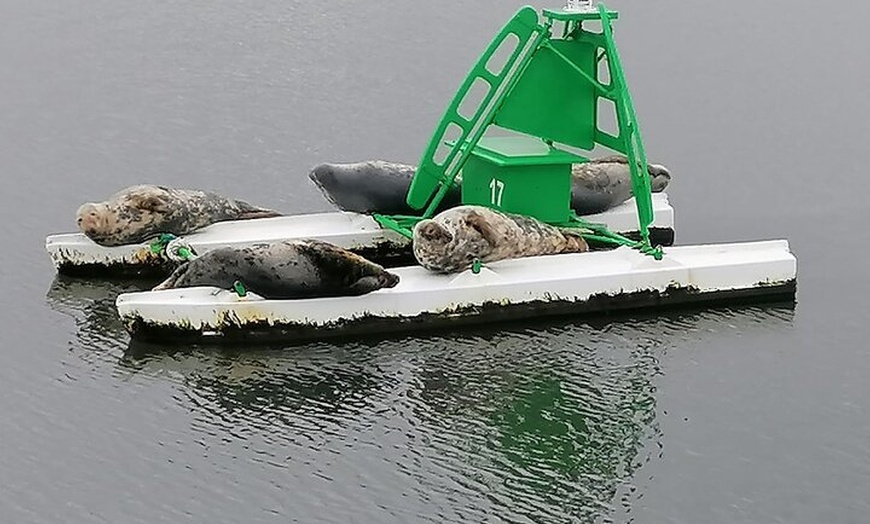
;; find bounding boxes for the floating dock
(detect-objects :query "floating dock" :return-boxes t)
[116,240,796,344]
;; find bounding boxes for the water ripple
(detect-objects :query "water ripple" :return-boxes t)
[45,267,797,522]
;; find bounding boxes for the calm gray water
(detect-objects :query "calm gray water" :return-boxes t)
[2,0,869,522]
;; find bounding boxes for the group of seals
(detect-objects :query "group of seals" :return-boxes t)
[74,185,400,299]
[412,205,589,274]
[72,153,670,294]
[309,156,668,274]
[153,239,400,299]
[150,205,584,293]
[74,154,669,249]
[309,154,670,217]
[76,184,282,247]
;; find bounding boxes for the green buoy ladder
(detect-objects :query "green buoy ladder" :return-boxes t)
[374,2,663,260]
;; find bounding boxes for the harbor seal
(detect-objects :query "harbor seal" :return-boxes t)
[308,160,462,215]
[152,239,400,299]
[310,156,670,217]
[76,185,283,247]
[571,155,671,215]
[412,205,589,273]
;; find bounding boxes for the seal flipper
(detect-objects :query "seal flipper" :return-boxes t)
[463,211,499,248]
[152,262,189,291]
[416,221,453,244]
[559,229,590,253]
[232,199,283,220]
[127,190,170,213]
[347,272,400,296]
[235,209,284,220]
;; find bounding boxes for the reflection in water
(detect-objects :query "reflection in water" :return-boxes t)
[107,303,793,522]
[46,273,795,520]
[47,273,795,520]
[44,275,158,364]
[400,320,666,523]
[122,342,388,421]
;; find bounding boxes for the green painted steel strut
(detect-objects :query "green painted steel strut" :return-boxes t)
[531,3,661,258]
[567,213,661,257]
[371,213,419,239]
[595,3,660,259]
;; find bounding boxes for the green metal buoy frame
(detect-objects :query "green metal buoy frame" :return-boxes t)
[374,3,663,260]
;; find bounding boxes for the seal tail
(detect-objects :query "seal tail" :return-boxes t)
[152,267,183,291]
[237,209,284,220]
[559,228,591,253]
[233,199,284,220]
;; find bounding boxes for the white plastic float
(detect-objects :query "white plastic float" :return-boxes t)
[45,193,675,275]
[116,240,797,343]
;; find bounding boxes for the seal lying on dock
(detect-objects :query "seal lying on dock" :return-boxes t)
[77,185,282,247]
[308,160,462,215]
[412,205,589,273]
[152,239,400,299]
[571,155,671,215]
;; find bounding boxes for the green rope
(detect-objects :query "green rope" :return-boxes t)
[148,233,197,261]
[149,233,176,254]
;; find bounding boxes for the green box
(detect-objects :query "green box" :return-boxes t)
[461,135,587,224]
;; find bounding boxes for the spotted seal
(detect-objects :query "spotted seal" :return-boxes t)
[571,155,671,215]
[152,239,400,299]
[308,160,462,215]
[412,205,589,273]
[76,184,283,246]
